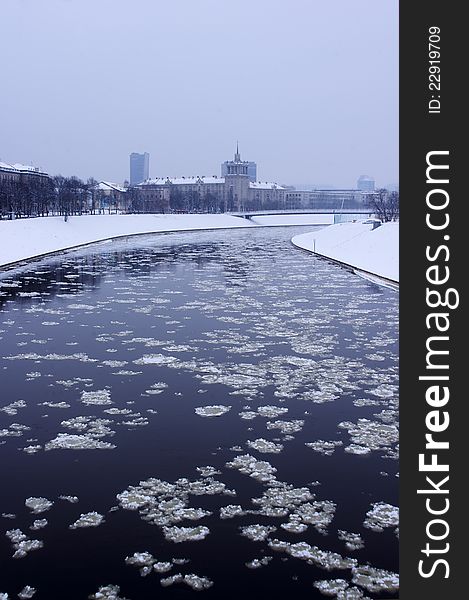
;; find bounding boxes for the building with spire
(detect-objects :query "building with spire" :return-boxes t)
[221,143,257,182]
[137,144,283,212]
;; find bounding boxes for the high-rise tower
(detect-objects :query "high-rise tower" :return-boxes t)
[130,152,150,186]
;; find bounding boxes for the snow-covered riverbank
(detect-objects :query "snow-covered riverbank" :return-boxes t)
[0,214,256,267]
[0,215,398,283]
[292,221,399,283]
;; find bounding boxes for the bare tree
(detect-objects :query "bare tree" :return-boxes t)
[367,188,399,222]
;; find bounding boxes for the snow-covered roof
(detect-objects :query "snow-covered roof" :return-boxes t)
[249,182,285,190]
[95,181,127,193]
[140,176,225,186]
[0,161,47,175]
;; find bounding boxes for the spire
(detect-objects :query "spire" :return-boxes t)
[234,141,241,162]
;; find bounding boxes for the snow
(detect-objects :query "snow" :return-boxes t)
[0,215,398,284]
[0,214,255,267]
[292,221,399,283]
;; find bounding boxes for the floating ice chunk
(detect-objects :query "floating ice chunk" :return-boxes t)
[117,489,154,510]
[313,579,349,596]
[351,565,399,593]
[30,519,48,530]
[280,518,308,534]
[239,411,258,420]
[0,400,27,416]
[125,551,155,567]
[40,402,70,409]
[102,360,128,368]
[59,495,79,503]
[344,444,372,455]
[337,530,364,551]
[5,352,97,362]
[45,434,116,450]
[247,438,283,454]
[270,540,357,571]
[252,485,314,511]
[25,497,53,514]
[88,584,129,599]
[182,574,214,591]
[196,466,221,478]
[0,593,8,599]
[153,561,173,573]
[266,420,304,434]
[226,454,277,483]
[195,405,231,417]
[103,408,133,415]
[134,354,178,366]
[240,524,276,542]
[81,389,112,406]
[69,512,104,529]
[22,445,42,454]
[363,502,399,532]
[172,508,212,521]
[220,505,245,519]
[353,398,380,407]
[18,586,36,599]
[336,586,372,599]
[1,513,16,519]
[245,556,272,569]
[160,574,183,588]
[67,304,96,310]
[305,440,343,456]
[163,525,210,543]
[5,529,43,559]
[339,418,398,454]
[257,405,289,418]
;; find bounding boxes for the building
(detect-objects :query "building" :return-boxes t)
[284,189,370,210]
[139,145,284,212]
[130,152,149,186]
[0,161,49,184]
[90,181,128,212]
[222,153,257,182]
[357,175,375,192]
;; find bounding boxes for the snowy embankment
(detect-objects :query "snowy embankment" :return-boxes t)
[292,221,399,283]
[250,214,334,226]
[0,214,255,268]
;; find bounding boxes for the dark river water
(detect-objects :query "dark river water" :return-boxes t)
[0,226,398,600]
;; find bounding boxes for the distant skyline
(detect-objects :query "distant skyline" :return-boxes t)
[1,0,398,188]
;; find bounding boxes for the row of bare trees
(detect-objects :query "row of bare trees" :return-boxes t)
[0,175,122,219]
[366,189,399,222]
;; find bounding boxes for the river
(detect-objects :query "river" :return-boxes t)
[0,226,398,599]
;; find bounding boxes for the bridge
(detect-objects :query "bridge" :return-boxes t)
[230,208,374,222]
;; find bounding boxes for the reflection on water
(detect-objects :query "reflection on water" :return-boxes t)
[0,226,398,599]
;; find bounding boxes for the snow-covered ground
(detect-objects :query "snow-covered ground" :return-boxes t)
[292,221,399,283]
[0,214,255,267]
[250,214,334,226]
[0,215,398,283]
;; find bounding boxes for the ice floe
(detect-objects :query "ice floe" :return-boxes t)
[363,502,398,533]
[25,497,53,514]
[5,528,43,559]
[195,405,231,417]
[18,587,36,599]
[69,512,104,529]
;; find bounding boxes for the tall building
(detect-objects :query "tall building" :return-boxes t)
[130,152,149,186]
[221,144,257,182]
[357,175,375,191]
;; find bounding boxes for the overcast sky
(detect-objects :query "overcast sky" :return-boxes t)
[1,0,398,188]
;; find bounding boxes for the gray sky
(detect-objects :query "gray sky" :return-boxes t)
[1,0,398,188]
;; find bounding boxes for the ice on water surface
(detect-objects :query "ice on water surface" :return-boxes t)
[0,228,398,597]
